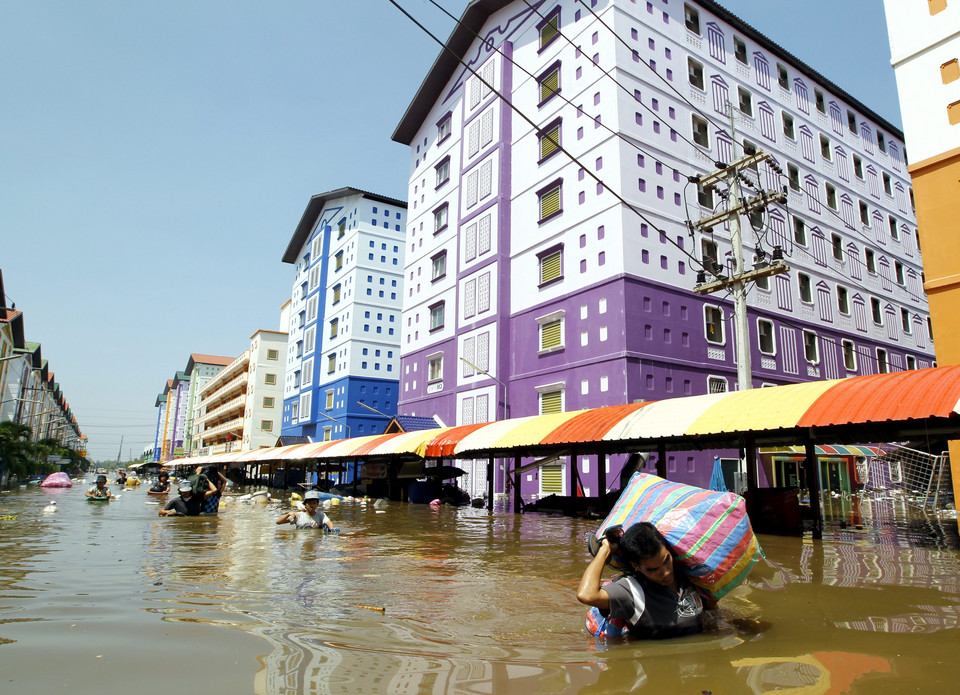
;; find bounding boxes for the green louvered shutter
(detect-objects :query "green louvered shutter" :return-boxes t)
[540,464,564,495]
[539,16,559,49]
[540,389,562,414]
[539,68,559,102]
[540,250,562,284]
[540,319,562,350]
[540,124,560,160]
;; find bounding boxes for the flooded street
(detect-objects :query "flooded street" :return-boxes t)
[1,483,958,694]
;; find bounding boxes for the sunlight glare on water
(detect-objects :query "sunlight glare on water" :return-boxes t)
[0,482,958,694]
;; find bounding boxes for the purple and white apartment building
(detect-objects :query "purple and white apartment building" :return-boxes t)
[391,0,933,502]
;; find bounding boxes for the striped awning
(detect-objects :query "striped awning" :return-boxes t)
[760,444,884,457]
[167,366,960,467]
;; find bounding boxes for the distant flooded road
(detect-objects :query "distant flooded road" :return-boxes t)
[1,483,958,694]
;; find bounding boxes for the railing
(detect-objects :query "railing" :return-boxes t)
[197,394,246,424]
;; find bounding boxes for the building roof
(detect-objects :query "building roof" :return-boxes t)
[281,187,408,264]
[274,435,311,447]
[184,353,234,375]
[385,415,443,433]
[391,0,904,145]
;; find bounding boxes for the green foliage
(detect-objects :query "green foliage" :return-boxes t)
[0,423,91,480]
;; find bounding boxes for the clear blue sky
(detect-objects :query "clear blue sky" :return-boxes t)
[0,1,899,461]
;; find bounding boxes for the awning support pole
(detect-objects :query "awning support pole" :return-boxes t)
[804,440,822,539]
[513,455,522,512]
[352,460,358,496]
[656,442,667,478]
[745,435,758,493]
[486,455,494,511]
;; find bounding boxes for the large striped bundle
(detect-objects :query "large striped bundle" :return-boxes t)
[595,472,762,600]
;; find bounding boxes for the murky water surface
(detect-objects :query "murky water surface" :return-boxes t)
[1,483,958,694]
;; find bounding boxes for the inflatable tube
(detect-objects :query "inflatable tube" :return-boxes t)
[146,489,169,496]
[86,496,111,502]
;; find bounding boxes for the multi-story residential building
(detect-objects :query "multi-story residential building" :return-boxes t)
[183,354,234,453]
[883,0,959,499]
[193,330,287,456]
[280,188,407,444]
[392,0,934,498]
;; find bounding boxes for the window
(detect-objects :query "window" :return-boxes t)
[538,180,562,222]
[337,219,346,239]
[538,312,564,351]
[842,340,857,370]
[901,307,911,332]
[704,305,724,344]
[334,251,343,271]
[429,302,445,331]
[329,318,338,339]
[291,401,299,421]
[697,182,714,208]
[758,319,775,354]
[435,157,450,187]
[538,8,560,49]
[889,216,900,240]
[431,250,446,280]
[539,120,561,161]
[306,295,318,322]
[852,155,863,180]
[437,112,452,142]
[798,273,812,303]
[332,284,341,304]
[847,110,857,133]
[825,183,837,210]
[734,36,747,64]
[815,88,825,114]
[322,426,332,441]
[883,172,892,195]
[684,4,701,35]
[859,200,870,225]
[327,353,336,373]
[301,358,313,387]
[782,112,795,139]
[877,131,886,153]
[819,133,831,160]
[895,261,905,285]
[906,354,917,369]
[837,286,850,314]
[692,114,709,147]
[433,203,448,233]
[832,233,844,261]
[787,163,800,191]
[742,140,758,171]
[688,58,704,90]
[701,238,719,268]
[871,297,882,324]
[261,419,273,432]
[325,390,334,409]
[803,331,819,364]
[777,63,789,90]
[265,373,277,385]
[428,354,443,382]
[539,246,563,285]
[708,376,727,393]
[538,62,561,104]
[540,388,564,414]
[943,57,960,83]
[865,248,877,274]
[266,349,279,360]
[263,396,274,408]
[738,87,752,116]
[877,347,889,373]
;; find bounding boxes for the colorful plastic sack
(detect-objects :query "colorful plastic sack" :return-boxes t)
[39,472,72,488]
[592,472,762,600]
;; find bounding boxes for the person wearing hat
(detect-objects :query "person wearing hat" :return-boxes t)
[86,474,112,499]
[276,490,338,531]
[148,471,171,494]
[159,479,212,517]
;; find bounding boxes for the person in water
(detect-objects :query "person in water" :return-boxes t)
[115,469,127,485]
[159,480,214,517]
[86,474,112,499]
[276,490,338,531]
[196,464,227,514]
[148,471,171,494]
[577,522,716,639]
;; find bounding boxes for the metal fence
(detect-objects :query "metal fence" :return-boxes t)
[863,445,954,512]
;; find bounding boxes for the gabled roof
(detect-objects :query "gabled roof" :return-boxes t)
[391,0,903,145]
[281,187,408,264]
[274,435,311,447]
[384,415,443,434]
[184,353,234,375]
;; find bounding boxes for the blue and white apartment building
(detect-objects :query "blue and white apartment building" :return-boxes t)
[392,0,933,499]
[281,188,408,442]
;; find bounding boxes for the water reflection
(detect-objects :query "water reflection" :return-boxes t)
[0,486,958,693]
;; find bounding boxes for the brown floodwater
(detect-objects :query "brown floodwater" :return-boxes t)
[1,482,958,694]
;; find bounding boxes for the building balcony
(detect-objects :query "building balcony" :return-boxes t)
[199,418,244,441]
[199,371,248,404]
[196,394,246,425]
[199,352,250,396]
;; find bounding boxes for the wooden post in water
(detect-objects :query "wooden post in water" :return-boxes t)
[513,455,522,512]
[804,440,822,539]
[486,455,494,511]
[656,442,667,478]
[745,435,758,493]
[597,453,606,498]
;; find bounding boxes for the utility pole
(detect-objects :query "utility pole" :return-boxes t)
[692,104,789,392]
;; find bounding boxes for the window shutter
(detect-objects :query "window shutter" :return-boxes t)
[479,160,493,200]
[465,222,478,261]
[540,390,562,414]
[481,61,494,99]
[540,250,562,283]
[478,272,490,313]
[477,331,489,371]
[468,120,480,156]
[466,170,479,208]
[540,16,559,48]
[464,279,477,318]
[540,464,563,494]
[481,108,494,147]
[540,319,562,350]
[476,393,489,423]
[462,337,476,376]
[540,124,560,159]
[469,76,481,108]
[478,214,491,254]
[461,396,475,425]
[540,68,559,102]
[539,186,561,219]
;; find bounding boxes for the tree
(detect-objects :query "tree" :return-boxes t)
[0,421,34,478]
